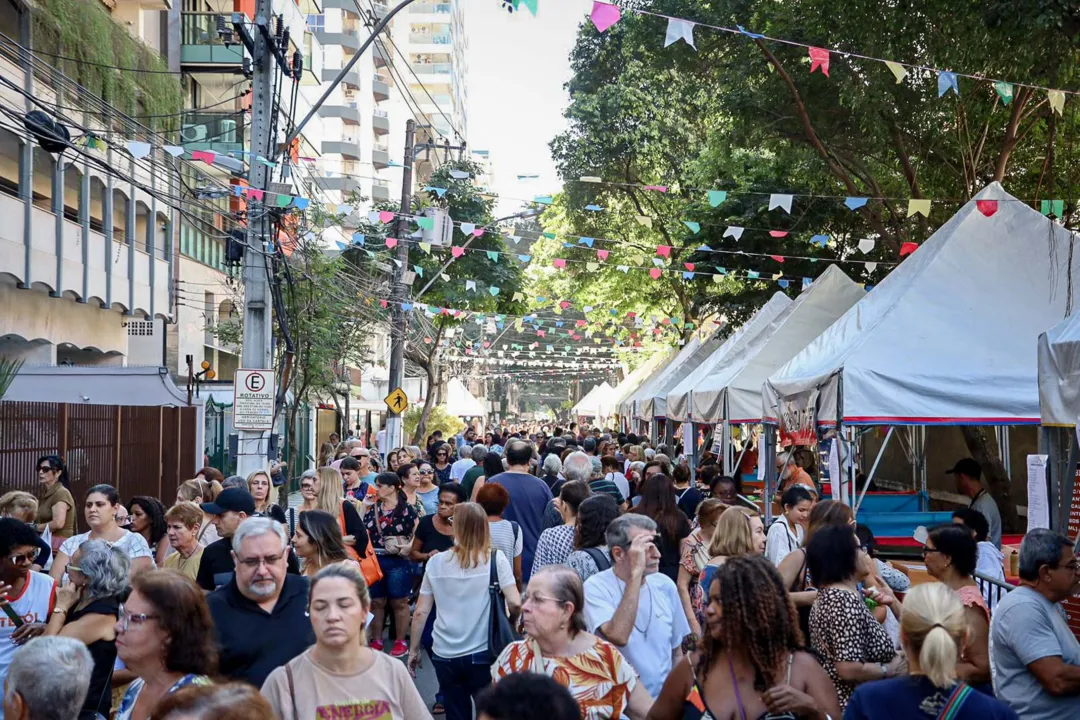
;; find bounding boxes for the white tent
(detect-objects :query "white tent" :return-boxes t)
[627,333,709,421]
[765,183,1080,427]
[445,377,487,417]
[1039,313,1080,427]
[692,266,865,424]
[572,381,616,417]
[666,293,793,422]
[616,349,677,419]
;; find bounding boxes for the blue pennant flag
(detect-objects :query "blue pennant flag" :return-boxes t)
[844,197,868,211]
[578,237,595,247]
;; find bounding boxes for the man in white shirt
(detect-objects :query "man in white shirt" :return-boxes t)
[449,446,477,482]
[947,457,1002,548]
[583,514,689,698]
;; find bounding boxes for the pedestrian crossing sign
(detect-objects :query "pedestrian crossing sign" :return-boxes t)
[384,388,408,415]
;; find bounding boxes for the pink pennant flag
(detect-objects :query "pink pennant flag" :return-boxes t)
[769,230,789,238]
[560,300,572,309]
[247,188,264,201]
[572,334,581,340]
[191,150,216,165]
[538,330,547,337]
[379,300,388,308]
[378,211,395,224]
[656,245,672,258]
[590,1,621,32]
[900,242,919,257]
[649,268,662,279]
[809,47,830,76]
[770,255,785,263]
[482,342,491,349]
[684,262,695,271]
[597,249,609,261]
[386,238,398,249]
[451,246,465,258]
[472,228,485,238]
[627,312,637,319]
[643,185,668,192]
[553,259,567,268]
[976,200,998,217]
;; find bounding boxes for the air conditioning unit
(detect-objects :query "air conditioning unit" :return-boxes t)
[219,120,237,143]
[421,207,453,246]
[181,124,208,142]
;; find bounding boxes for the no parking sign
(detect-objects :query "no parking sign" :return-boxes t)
[234,369,275,431]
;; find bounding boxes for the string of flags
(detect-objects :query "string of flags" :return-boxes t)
[588,1,1078,114]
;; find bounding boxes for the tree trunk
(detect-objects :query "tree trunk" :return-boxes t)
[959,426,1021,533]
[282,402,299,511]
[411,357,439,446]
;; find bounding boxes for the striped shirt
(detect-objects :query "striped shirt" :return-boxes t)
[588,478,625,505]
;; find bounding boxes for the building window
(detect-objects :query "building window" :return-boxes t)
[126,320,154,337]
[306,14,324,32]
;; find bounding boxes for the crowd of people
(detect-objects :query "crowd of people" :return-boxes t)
[0,427,1076,719]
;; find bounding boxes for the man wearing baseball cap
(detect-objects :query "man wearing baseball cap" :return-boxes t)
[196,488,298,590]
[947,457,1002,548]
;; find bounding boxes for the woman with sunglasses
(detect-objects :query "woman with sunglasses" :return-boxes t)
[35,454,76,553]
[415,461,441,515]
[51,485,153,582]
[432,444,453,485]
[0,518,56,652]
[114,570,216,720]
[43,539,128,720]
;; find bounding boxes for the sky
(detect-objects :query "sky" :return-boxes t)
[465,0,594,217]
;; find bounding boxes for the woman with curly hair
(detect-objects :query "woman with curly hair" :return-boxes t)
[127,497,169,567]
[649,555,841,720]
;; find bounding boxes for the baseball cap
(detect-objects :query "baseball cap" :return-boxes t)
[945,458,981,480]
[201,487,256,516]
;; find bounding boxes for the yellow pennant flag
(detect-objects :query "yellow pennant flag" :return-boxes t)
[712,274,724,283]
[514,319,524,331]
[636,215,653,228]
[772,272,783,281]
[419,242,431,254]
[586,262,600,271]
[1049,89,1066,116]
[884,61,908,84]
[512,292,524,302]
[907,198,932,218]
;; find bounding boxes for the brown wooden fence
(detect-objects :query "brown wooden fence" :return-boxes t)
[0,401,198,508]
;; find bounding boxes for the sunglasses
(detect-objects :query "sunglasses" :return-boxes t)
[37,465,53,473]
[8,548,40,564]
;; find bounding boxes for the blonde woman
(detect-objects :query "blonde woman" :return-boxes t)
[676,498,727,637]
[699,505,766,599]
[844,583,1017,719]
[175,479,220,546]
[247,470,286,524]
[0,491,51,571]
[312,467,368,559]
[409,503,521,720]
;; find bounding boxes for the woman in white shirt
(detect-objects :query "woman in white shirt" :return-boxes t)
[765,486,813,568]
[51,484,154,581]
[408,502,521,720]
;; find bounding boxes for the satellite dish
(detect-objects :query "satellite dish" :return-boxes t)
[24,110,70,154]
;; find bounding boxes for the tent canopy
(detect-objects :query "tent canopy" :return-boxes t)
[445,378,487,417]
[1039,313,1080,427]
[615,350,676,419]
[573,381,617,417]
[665,293,793,422]
[692,266,865,424]
[627,333,709,421]
[766,183,1080,427]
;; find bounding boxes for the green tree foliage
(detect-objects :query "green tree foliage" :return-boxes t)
[403,404,464,444]
[547,0,1080,330]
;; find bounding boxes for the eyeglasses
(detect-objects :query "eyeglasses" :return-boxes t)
[66,564,84,574]
[419,468,434,475]
[7,548,40,565]
[521,592,565,606]
[118,605,159,632]
[236,554,284,569]
[921,547,943,558]
[37,465,53,473]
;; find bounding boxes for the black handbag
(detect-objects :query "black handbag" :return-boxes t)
[487,550,519,657]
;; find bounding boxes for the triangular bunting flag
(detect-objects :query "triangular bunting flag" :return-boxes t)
[664,18,696,49]
[937,71,959,97]
[683,221,701,234]
[884,61,908,84]
[707,190,727,207]
[808,47,830,76]
[907,198,932,218]
[769,194,793,213]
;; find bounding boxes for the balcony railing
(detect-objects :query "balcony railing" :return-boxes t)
[409,33,452,45]
[180,111,246,154]
[410,62,451,75]
[411,3,452,13]
[373,108,388,118]
[180,13,244,65]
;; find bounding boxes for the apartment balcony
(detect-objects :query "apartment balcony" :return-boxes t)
[322,67,361,89]
[322,0,362,15]
[408,33,452,47]
[180,111,246,155]
[409,62,451,77]
[372,147,390,169]
[318,104,362,124]
[373,74,390,101]
[371,1,389,18]
[320,176,362,194]
[371,180,391,201]
[372,109,390,135]
[316,29,361,53]
[181,12,244,66]
[373,44,392,68]
[322,139,363,160]
[410,2,452,14]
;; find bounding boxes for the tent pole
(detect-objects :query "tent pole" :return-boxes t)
[732,430,749,482]
[920,426,928,511]
[722,419,732,476]
[763,426,776,525]
[854,426,894,515]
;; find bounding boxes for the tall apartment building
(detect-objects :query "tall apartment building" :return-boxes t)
[0,0,174,366]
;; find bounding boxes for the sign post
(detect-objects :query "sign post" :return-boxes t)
[384,388,409,416]
[234,369,276,432]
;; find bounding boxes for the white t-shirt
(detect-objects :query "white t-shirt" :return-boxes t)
[583,569,690,698]
[449,458,476,482]
[59,530,153,563]
[765,515,803,567]
[0,570,55,719]
[607,472,630,501]
[376,429,387,454]
[420,549,515,659]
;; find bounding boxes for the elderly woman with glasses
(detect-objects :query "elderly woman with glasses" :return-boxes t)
[114,570,217,720]
[493,564,652,720]
[43,539,129,720]
[432,444,453,485]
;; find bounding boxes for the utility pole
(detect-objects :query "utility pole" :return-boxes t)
[236,0,276,476]
[384,119,416,452]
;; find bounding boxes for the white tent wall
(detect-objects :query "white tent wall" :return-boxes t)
[571,385,601,416]
[446,378,487,417]
[619,349,678,420]
[645,330,732,421]
[629,335,704,421]
[611,351,672,431]
[666,293,793,423]
[766,183,1080,426]
[1038,313,1080,529]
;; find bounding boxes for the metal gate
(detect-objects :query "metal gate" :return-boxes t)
[0,401,198,504]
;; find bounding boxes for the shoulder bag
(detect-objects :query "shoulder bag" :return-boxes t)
[374,503,414,557]
[488,549,520,658]
[583,546,611,572]
[340,505,384,587]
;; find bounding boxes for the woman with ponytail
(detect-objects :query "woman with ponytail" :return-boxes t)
[845,582,1018,719]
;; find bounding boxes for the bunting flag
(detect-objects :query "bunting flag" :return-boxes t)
[976,200,998,217]
[449,169,470,180]
[636,215,653,228]
[769,194,793,213]
[1041,199,1065,217]
[884,61,908,84]
[553,259,567,268]
[416,217,434,230]
[723,226,744,241]
[597,249,609,261]
[465,280,476,291]
[163,145,185,157]
[683,221,701,234]
[907,198,932,218]
[649,268,663,279]
[486,250,499,262]
[419,242,431,253]
[191,150,216,165]
[994,81,1014,105]
[845,197,868,211]
[1049,89,1066,116]
[656,245,672,258]
[857,238,875,254]
[937,71,959,97]
[378,211,395,224]
[707,190,727,207]
[900,242,919,257]
[810,235,829,248]
[385,238,398,248]
[352,233,365,245]
[451,246,465,258]
[808,47,830,76]
[664,18,696,49]
[126,141,152,158]
[585,204,604,211]
[461,223,476,235]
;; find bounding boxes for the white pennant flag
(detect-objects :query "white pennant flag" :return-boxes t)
[465,280,476,291]
[127,141,152,159]
[664,18,696,49]
[857,237,875,254]
[723,226,745,241]
[162,145,185,158]
[769,194,793,213]
[865,262,877,273]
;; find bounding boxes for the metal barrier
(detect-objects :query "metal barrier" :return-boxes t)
[976,571,1015,611]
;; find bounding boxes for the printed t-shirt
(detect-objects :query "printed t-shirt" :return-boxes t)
[261,647,433,720]
[0,571,56,720]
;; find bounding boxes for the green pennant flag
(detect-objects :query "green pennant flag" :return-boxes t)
[274,193,292,208]
[486,250,499,262]
[994,81,1014,105]
[543,232,556,239]
[416,217,434,230]
[707,190,727,207]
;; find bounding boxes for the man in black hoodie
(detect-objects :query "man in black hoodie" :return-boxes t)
[206,517,314,687]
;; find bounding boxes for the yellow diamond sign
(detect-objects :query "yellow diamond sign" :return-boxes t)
[384,388,408,415]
